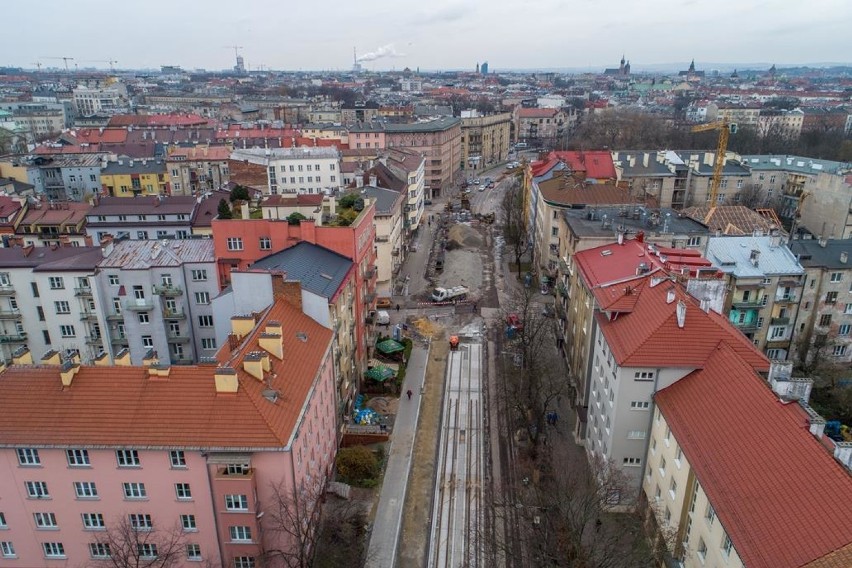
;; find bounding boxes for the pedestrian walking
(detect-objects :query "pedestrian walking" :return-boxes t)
[396,304,400,312]
[406,389,412,400]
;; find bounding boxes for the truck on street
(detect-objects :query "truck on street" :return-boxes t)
[431,285,469,302]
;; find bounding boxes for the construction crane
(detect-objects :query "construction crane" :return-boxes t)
[80,59,118,72]
[224,45,243,58]
[691,118,737,209]
[30,62,42,71]
[44,56,75,71]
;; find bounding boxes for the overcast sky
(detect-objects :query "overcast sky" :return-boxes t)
[3,0,850,72]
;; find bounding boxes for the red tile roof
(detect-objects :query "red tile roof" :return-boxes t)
[108,114,211,127]
[263,194,324,207]
[540,151,616,180]
[167,146,232,161]
[72,128,128,144]
[517,108,559,119]
[595,274,768,370]
[656,343,852,568]
[0,299,332,449]
[537,174,638,208]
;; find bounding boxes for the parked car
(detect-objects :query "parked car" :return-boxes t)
[424,199,432,205]
[376,297,392,309]
[473,178,480,184]
[479,185,486,191]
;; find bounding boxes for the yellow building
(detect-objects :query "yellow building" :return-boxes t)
[100,158,168,197]
[460,111,512,172]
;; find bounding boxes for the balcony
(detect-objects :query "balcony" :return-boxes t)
[0,332,27,343]
[778,278,803,288]
[364,266,377,280]
[163,308,186,320]
[74,287,93,297]
[124,299,154,312]
[0,285,15,295]
[106,312,123,321]
[774,295,798,305]
[732,300,763,310]
[549,244,559,257]
[85,335,103,345]
[110,333,129,346]
[771,317,790,326]
[80,311,99,322]
[172,357,194,365]
[153,284,183,297]
[732,321,758,333]
[766,338,791,349]
[166,331,191,343]
[0,309,22,320]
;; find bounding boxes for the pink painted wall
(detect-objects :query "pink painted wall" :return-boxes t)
[350,131,386,150]
[0,449,219,567]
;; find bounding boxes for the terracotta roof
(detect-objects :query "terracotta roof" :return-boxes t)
[167,146,232,161]
[0,299,332,449]
[108,114,211,127]
[656,343,852,568]
[0,196,24,221]
[263,194,324,207]
[19,202,91,227]
[72,128,128,144]
[595,274,768,369]
[682,205,776,235]
[546,151,617,180]
[517,108,559,119]
[538,174,638,208]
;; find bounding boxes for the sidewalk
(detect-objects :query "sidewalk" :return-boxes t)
[365,343,430,568]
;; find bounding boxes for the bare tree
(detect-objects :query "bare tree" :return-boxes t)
[725,183,767,208]
[90,516,190,568]
[312,498,371,568]
[501,175,528,278]
[260,473,327,568]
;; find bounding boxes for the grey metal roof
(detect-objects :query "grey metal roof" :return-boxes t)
[0,246,102,270]
[101,159,166,175]
[672,151,751,176]
[251,241,353,299]
[789,238,852,269]
[741,155,852,176]
[613,151,675,177]
[384,117,460,132]
[562,206,708,238]
[99,239,214,270]
[706,236,804,277]
[361,186,402,215]
[88,196,197,216]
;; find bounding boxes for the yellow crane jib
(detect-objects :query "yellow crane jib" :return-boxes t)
[691,119,738,207]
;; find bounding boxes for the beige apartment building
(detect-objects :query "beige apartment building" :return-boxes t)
[166,146,231,195]
[460,111,512,172]
[362,186,405,296]
[384,118,461,198]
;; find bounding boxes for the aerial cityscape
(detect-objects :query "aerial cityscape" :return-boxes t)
[0,2,851,567]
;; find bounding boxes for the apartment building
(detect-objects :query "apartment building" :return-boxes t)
[790,238,852,365]
[94,238,217,365]
[33,153,107,201]
[384,148,426,233]
[757,108,804,140]
[460,111,512,171]
[0,245,104,363]
[514,107,569,146]
[0,293,337,568]
[715,104,761,129]
[72,84,128,116]
[362,186,405,295]
[384,118,461,198]
[12,201,91,247]
[741,155,852,239]
[706,233,805,359]
[585,272,768,500]
[212,204,377,381]
[218,242,358,419]
[645,344,852,568]
[85,196,198,245]
[230,146,342,195]
[564,240,723,444]
[348,122,387,150]
[100,158,169,197]
[166,146,231,196]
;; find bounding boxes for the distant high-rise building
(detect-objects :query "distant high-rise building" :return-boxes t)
[234,54,245,74]
[480,61,489,74]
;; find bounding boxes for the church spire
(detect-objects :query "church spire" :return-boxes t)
[689,59,695,72]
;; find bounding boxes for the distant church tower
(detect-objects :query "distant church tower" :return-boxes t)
[475,62,480,74]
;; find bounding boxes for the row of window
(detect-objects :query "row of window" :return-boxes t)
[227,236,274,251]
[94,213,190,222]
[270,163,335,172]
[24,480,191,501]
[0,540,204,561]
[18,448,191,468]
[107,269,208,286]
[279,175,336,184]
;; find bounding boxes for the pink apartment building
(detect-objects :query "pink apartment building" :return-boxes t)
[0,293,335,568]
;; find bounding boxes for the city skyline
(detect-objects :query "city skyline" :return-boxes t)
[2,0,850,72]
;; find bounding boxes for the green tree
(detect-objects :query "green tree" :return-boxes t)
[217,198,233,219]
[286,212,308,224]
[229,185,250,202]
[336,446,379,482]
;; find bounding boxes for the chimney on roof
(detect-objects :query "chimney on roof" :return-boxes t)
[93,351,110,366]
[259,324,284,360]
[60,360,80,387]
[666,287,676,304]
[12,346,32,366]
[114,348,131,366]
[840,251,848,264]
[749,249,760,267]
[40,349,61,365]
[230,315,257,340]
[272,278,303,311]
[242,351,267,381]
[148,364,170,378]
[142,349,158,367]
[676,300,686,328]
[214,367,239,393]
[369,174,377,187]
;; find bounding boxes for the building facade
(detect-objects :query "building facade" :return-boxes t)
[460,111,512,172]
[85,196,199,246]
[384,118,461,198]
[230,147,343,196]
[100,158,169,197]
[166,146,231,196]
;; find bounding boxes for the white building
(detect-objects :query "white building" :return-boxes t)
[231,147,343,195]
[72,84,128,116]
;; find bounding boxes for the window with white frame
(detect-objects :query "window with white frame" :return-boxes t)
[123,482,147,499]
[181,514,197,531]
[129,514,153,531]
[634,371,655,381]
[194,292,210,305]
[60,325,76,338]
[169,450,186,468]
[66,449,90,467]
[225,494,249,511]
[722,533,733,556]
[191,269,207,281]
[259,236,272,250]
[48,276,64,289]
[705,503,716,524]
[830,272,842,282]
[697,537,707,561]
[833,345,848,356]
[234,557,256,568]
[201,338,216,350]
[142,335,153,348]
[623,457,641,467]
[54,300,71,314]
[42,542,65,558]
[81,513,105,530]
[198,315,214,327]
[186,543,201,560]
[116,449,140,467]
[25,481,49,498]
[89,542,111,559]
[137,543,158,558]
[17,448,40,466]
[0,512,6,528]
[1,541,15,558]
[839,324,851,336]
[175,483,192,500]
[669,478,677,499]
[630,401,650,410]
[229,526,252,542]
[138,312,150,324]
[627,430,646,440]
[226,237,243,251]
[74,482,98,499]
[34,512,58,529]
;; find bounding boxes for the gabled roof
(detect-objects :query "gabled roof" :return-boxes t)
[682,205,777,236]
[0,299,332,449]
[361,185,404,215]
[791,239,852,270]
[517,108,559,119]
[656,343,852,568]
[251,241,353,300]
[596,274,768,370]
[0,245,102,269]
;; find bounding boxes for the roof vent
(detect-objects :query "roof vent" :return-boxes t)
[676,300,686,328]
[262,388,280,403]
[666,287,676,304]
[600,249,612,257]
[841,251,848,264]
[296,332,308,342]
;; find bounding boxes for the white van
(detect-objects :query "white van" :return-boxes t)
[515,142,528,150]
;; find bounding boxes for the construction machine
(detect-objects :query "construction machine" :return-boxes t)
[691,118,737,213]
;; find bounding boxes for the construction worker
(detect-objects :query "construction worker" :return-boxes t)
[406,389,413,400]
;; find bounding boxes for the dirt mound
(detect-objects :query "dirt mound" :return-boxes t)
[447,224,482,249]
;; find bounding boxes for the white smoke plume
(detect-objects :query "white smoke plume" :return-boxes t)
[357,44,405,62]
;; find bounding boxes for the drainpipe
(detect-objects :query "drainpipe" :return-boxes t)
[202,453,226,567]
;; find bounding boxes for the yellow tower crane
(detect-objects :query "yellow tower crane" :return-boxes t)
[691,118,737,214]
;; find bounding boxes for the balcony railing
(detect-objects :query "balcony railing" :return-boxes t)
[85,335,103,345]
[732,321,758,333]
[80,311,99,321]
[732,300,763,310]
[106,312,123,321]
[0,332,27,343]
[0,310,22,320]
[163,308,186,320]
[74,287,93,297]
[166,331,191,343]
[110,333,129,345]
[124,299,154,312]
[774,295,798,304]
[153,284,183,297]
[771,317,790,326]
[0,285,15,295]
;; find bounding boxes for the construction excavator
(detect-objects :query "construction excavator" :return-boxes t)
[691,118,737,221]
